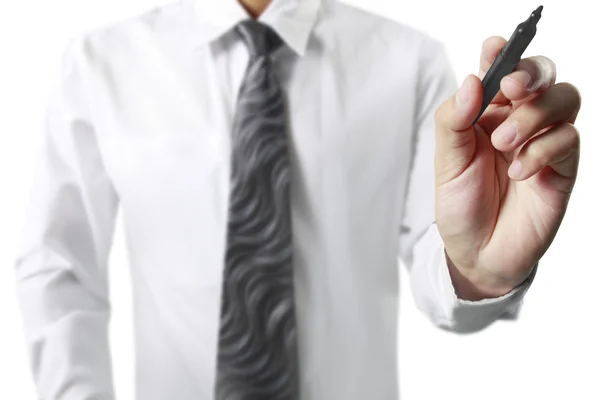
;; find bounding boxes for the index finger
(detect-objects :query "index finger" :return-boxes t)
[479,36,512,107]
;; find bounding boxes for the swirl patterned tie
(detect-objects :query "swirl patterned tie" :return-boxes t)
[215,19,299,400]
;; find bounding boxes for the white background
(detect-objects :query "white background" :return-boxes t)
[1,0,598,399]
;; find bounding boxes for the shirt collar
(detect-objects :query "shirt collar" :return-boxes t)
[183,0,323,56]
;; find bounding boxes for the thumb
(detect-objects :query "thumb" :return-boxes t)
[434,74,483,184]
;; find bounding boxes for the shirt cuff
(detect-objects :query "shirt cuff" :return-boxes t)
[437,244,538,333]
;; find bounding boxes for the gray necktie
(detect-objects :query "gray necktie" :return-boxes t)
[215,19,299,400]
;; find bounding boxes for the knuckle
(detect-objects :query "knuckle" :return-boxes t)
[519,100,545,124]
[540,56,557,79]
[564,122,581,147]
[562,82,582,110]
[434,101,449,125]
[528,56,556,90]
[537,55,556,73]
[555,82,580,100]
[525,142,548,165]
[483,35,506,48]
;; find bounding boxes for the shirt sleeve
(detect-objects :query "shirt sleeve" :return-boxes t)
[398,39,536,334]
[14,34,118,399]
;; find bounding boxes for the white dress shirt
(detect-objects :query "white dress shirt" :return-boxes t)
[14,0,535,399]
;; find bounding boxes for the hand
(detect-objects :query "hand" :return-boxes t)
[434,36,582,300]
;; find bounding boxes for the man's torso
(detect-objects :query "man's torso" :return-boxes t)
[76,0,442,398]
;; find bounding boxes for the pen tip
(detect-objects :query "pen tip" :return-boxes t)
[530,5,543,19]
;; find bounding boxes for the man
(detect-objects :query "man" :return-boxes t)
[14,0,581,399]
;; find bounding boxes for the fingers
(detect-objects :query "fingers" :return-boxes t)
[508,122,580,184]
[437,74,483,132]
[479,36,510,105]
[490,82,582,152]
[434,74,482,183]
[479,37,558,110]
[473,35,581,191]
[500,56,557,104]
[479,36,507,77]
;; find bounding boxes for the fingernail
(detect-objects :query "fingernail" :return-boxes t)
[495,121,518,145]
[508,160,523,179]
[506,70,532,89]
[456,76,470,105]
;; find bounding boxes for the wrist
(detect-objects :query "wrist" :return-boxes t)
[444,248,531,300]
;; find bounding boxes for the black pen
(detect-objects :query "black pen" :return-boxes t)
[472,5,543,125]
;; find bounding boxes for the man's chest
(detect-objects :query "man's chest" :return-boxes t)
[91,44,417,225]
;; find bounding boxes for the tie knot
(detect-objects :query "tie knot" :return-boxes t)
[235,19,283,58]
